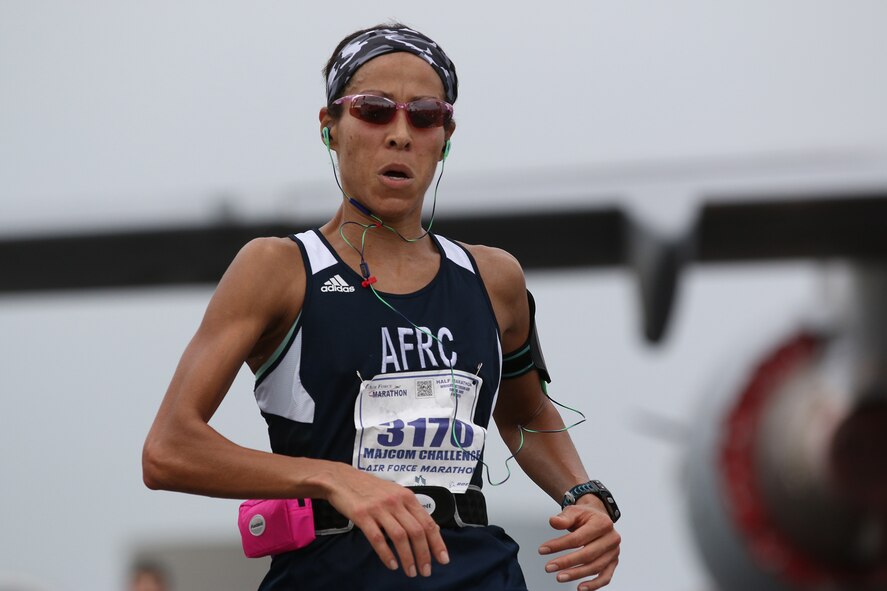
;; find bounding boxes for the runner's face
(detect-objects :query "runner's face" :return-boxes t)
[321,53,453,221]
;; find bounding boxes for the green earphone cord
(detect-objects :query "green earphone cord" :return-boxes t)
[325,133,446,244]
[367,283,587,487]
[325,132,586,487]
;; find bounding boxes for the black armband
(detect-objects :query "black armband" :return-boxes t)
[501,290,551,383]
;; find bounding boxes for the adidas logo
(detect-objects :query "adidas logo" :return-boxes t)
[321,274,355,293]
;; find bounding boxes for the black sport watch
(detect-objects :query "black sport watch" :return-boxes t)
[561,480,621,523]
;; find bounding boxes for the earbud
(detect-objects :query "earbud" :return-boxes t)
[442,139,451,161]
[322,126,331,148]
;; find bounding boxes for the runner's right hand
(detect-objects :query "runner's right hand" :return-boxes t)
[325,465,450,578]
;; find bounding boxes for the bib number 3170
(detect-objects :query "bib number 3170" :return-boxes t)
[377,417,474,448]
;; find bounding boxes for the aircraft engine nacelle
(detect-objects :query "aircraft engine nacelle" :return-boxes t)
[685,305,887,591]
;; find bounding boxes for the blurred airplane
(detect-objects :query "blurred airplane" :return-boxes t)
[2,191,885,591]
[683,260,887,591]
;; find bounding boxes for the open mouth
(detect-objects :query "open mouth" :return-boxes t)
[380,165,413,180]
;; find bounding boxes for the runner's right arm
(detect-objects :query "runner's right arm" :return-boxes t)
[141,237,447,577]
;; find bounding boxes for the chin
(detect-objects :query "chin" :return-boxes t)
[372,195,425,221]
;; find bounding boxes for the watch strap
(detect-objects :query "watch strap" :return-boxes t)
[561,480,621,523]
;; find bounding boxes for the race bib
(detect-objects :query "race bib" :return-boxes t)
[353,369,486,493]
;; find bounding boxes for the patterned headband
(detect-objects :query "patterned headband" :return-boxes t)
[326,27,458,105]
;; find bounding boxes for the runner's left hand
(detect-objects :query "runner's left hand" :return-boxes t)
[538,496,621,590]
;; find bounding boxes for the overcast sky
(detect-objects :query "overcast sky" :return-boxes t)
[3,0,887,233]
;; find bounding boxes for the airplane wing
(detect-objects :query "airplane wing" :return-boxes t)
[2,192,886,341]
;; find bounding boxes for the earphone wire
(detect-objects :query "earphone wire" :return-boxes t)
[367,279,587,488]
[325,132,445,245]
[325,131,585,488]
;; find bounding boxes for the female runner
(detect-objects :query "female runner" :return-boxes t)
[143,23,620,591]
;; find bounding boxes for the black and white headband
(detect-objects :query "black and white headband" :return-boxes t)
[326,27,458,105]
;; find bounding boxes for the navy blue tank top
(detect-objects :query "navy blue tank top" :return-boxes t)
[254,229,527,590]
[254,229,503,488]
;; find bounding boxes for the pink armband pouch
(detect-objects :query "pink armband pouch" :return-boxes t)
[237,498,316,558]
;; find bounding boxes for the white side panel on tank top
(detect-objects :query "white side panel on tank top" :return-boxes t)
[254,232,482,424]
[252,230,329,423]
[295,230,336,275]
[254,330,315,423]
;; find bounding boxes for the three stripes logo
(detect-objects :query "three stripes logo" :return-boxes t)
[321,274,355,293]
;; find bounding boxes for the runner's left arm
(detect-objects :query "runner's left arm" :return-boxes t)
[468,243,621,591]
[494,371,620,591]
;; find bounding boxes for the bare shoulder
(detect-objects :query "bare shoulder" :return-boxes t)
[459,243,529,349]
[199,236,306,371]
[461,243,526,299]
[224,236,303,287]
[206,236,305,329]
[234,236,303,270]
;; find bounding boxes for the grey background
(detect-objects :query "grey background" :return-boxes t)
[1,1,885,590]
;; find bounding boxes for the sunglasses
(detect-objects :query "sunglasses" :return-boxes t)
[332,94,454,129]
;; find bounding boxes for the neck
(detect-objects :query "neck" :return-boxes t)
[320,202,439,292]
[339,198,428,241]
[322,201,432,258]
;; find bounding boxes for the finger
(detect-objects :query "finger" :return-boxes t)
[545,544,602,576]
[575,558,618,591]
[405,502,449,571]
[548,511,580,532]
[548,506,612,533]
[539,519,614,555]
[549,547,619,585]
[429,526,450,566]
[544,529,621,571]
[400,504,437,577]
[354,517,400,573]
[377,512,419,578]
